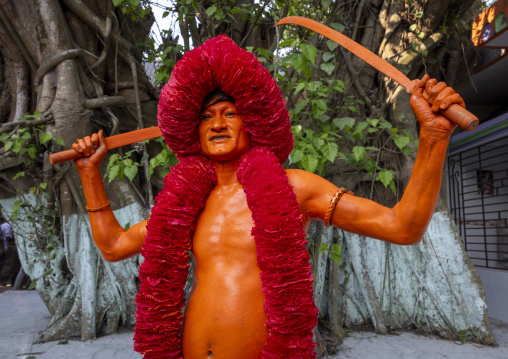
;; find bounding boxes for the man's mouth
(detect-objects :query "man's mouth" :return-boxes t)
[209,136,231,141]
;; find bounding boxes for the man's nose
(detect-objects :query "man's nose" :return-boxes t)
[211,116,226,131]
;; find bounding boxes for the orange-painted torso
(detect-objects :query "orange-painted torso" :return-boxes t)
[182,181,268,358]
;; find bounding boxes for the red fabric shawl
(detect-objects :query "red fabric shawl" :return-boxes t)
[134,35,318,358]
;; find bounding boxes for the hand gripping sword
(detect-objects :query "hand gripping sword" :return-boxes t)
[275,16,479,132]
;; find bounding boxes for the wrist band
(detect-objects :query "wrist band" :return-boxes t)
[323,188,353,227]
[86,200,111,212]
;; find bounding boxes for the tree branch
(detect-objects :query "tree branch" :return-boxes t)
[36,49,90,84]
[239,0,271,48]
[0,114,54,133]
[83,96,126,109]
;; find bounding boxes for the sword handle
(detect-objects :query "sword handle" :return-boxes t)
[442,104,479,131]
[49,127,163,165]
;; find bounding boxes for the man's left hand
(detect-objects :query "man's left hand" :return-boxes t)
[410,74,465,138]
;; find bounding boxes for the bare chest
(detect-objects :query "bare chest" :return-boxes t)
[192,184,256,260]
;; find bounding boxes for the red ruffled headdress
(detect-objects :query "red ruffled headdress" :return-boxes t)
[134,35,318,358]
[157,34,292,163]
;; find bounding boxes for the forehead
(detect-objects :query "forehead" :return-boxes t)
[202,100,237,113]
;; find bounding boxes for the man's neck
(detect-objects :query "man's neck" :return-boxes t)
[212,157,242,186]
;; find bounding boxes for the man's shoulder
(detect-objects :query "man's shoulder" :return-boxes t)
[285,168,331,195]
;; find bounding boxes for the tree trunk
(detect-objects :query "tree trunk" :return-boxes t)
[0,0,152,341]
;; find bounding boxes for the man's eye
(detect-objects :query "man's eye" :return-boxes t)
[226,112,235,116]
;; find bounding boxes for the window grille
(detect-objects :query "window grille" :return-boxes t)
[448,135,508,270]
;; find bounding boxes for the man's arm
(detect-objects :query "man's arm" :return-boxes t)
[288,75,462,245]
[73,130,147,261]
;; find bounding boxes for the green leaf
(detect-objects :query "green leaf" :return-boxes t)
[322,142,338,163]
[415,11,423,18]
[289,149,304,164]
[422,49,428,57]
[322,52,335,62]
[402,146,412,155]
[43,268,54,277]
[124,165,138,182]
[54,138,65,146]
[12,139,22,153]
[331,243,341,255]
[366,146,380,152]
[28,280,37,290]
[320,63,335,75]
[378,170,394,188]
[112,0,123,6]
[39,182,47,190]
[314,99,327,111]
[0,133,9,141]
[4,140,13,151]
[392,134,410,149]
[321,0,332,10]
[21,132,31,140]
[293,98,309,114]
[205,5,217,16]
[389,179,397,195]
[27,146,37,159]
[300,44,318,64]
[291,54,308,74]
[368,118,379,127]
[294,82,305,94]
[326,40,339,51]
[409,24,417,32]
[40,132,53,144]
[330,22,345,33]
[417,32,425,39]
[353,122,369,136]
[12,172,25,180]
[352,146,366,162]
[124,222,131,230]
[301,154,318,173]
[108,165,120,184]
[333,117,355,130]
[319,242,328,254]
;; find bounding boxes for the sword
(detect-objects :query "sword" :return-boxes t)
[49,126,162,165]
[276,16,478,132]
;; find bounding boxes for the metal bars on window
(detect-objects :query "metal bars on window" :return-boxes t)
[448,135,508,269]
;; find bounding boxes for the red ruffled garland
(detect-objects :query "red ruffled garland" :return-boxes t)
[134,148,318,358]
[238,148,318,357]
[134,156,216,358]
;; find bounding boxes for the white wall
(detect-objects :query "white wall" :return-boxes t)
[477,267,508,323]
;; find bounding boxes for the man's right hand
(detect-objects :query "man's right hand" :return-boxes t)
[72,130,108,171]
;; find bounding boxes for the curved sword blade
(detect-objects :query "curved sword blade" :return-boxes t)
[276,16,419,93]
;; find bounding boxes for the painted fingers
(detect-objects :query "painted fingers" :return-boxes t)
[423,79,465,112]
[72,131,104,157]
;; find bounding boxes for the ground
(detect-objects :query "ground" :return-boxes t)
[0,290,507,359]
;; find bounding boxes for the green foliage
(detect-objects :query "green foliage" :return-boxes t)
[112,0,151,18]
[319,242,342,264]
[1,111,65,170]
[104,136,178,184]
[273,39,416,194]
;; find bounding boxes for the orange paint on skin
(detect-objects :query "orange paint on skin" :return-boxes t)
[71,74,465,358]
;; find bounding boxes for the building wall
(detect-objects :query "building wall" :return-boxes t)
[477,267,508,323]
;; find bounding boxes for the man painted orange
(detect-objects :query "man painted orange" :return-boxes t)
[72,35,465,358]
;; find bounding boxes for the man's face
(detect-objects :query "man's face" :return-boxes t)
[198,101,251,162]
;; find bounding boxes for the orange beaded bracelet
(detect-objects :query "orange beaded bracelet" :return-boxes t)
[323,188,353,227]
